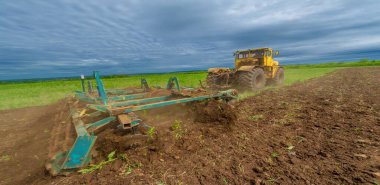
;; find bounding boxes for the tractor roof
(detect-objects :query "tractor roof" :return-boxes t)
[234,48,272,54]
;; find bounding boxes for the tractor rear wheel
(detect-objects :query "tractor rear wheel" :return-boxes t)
[235,68,266,91]
[273,68,285,85]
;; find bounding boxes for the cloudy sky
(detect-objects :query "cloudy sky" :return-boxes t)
[0,0,379,80]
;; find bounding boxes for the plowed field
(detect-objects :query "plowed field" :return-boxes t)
[1,67,379,185]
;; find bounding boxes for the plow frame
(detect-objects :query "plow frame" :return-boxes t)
[47,71,237,175]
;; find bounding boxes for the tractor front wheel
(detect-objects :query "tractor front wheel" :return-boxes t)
[273,68,285,85]
[234,68,266,91]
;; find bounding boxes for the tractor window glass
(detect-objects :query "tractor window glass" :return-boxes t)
[267,51,272,57]
[238,54,243,59]
[254,51,263,57]
[243,53,249,58]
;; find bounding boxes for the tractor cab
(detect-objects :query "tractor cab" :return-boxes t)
[234,48,279,69]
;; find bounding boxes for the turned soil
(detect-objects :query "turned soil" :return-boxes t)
[0,67,379,185]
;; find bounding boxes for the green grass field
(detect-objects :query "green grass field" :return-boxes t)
[0,59,379,110]
[285,59,380,69]
[0,68,335,110]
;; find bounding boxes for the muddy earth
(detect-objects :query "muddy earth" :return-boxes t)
[0,67,379,185]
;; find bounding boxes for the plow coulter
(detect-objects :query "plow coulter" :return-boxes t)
[46,71,238,175]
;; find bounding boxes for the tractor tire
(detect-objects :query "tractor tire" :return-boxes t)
[234,68,266,91]
[273,68,285,85]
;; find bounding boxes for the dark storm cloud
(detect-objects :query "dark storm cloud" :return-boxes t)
[0,0,379,80]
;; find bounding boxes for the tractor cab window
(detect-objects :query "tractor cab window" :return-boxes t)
[237,53,249,59]
[251,51,264,58]
[267,51,272,57]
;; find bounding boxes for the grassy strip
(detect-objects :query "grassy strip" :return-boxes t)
[0,71,207,110]
[284,59,380,69]
[0,68,338,110]
[1,59,378,110]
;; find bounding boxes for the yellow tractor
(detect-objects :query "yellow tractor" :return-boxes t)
[207,48,284,91]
